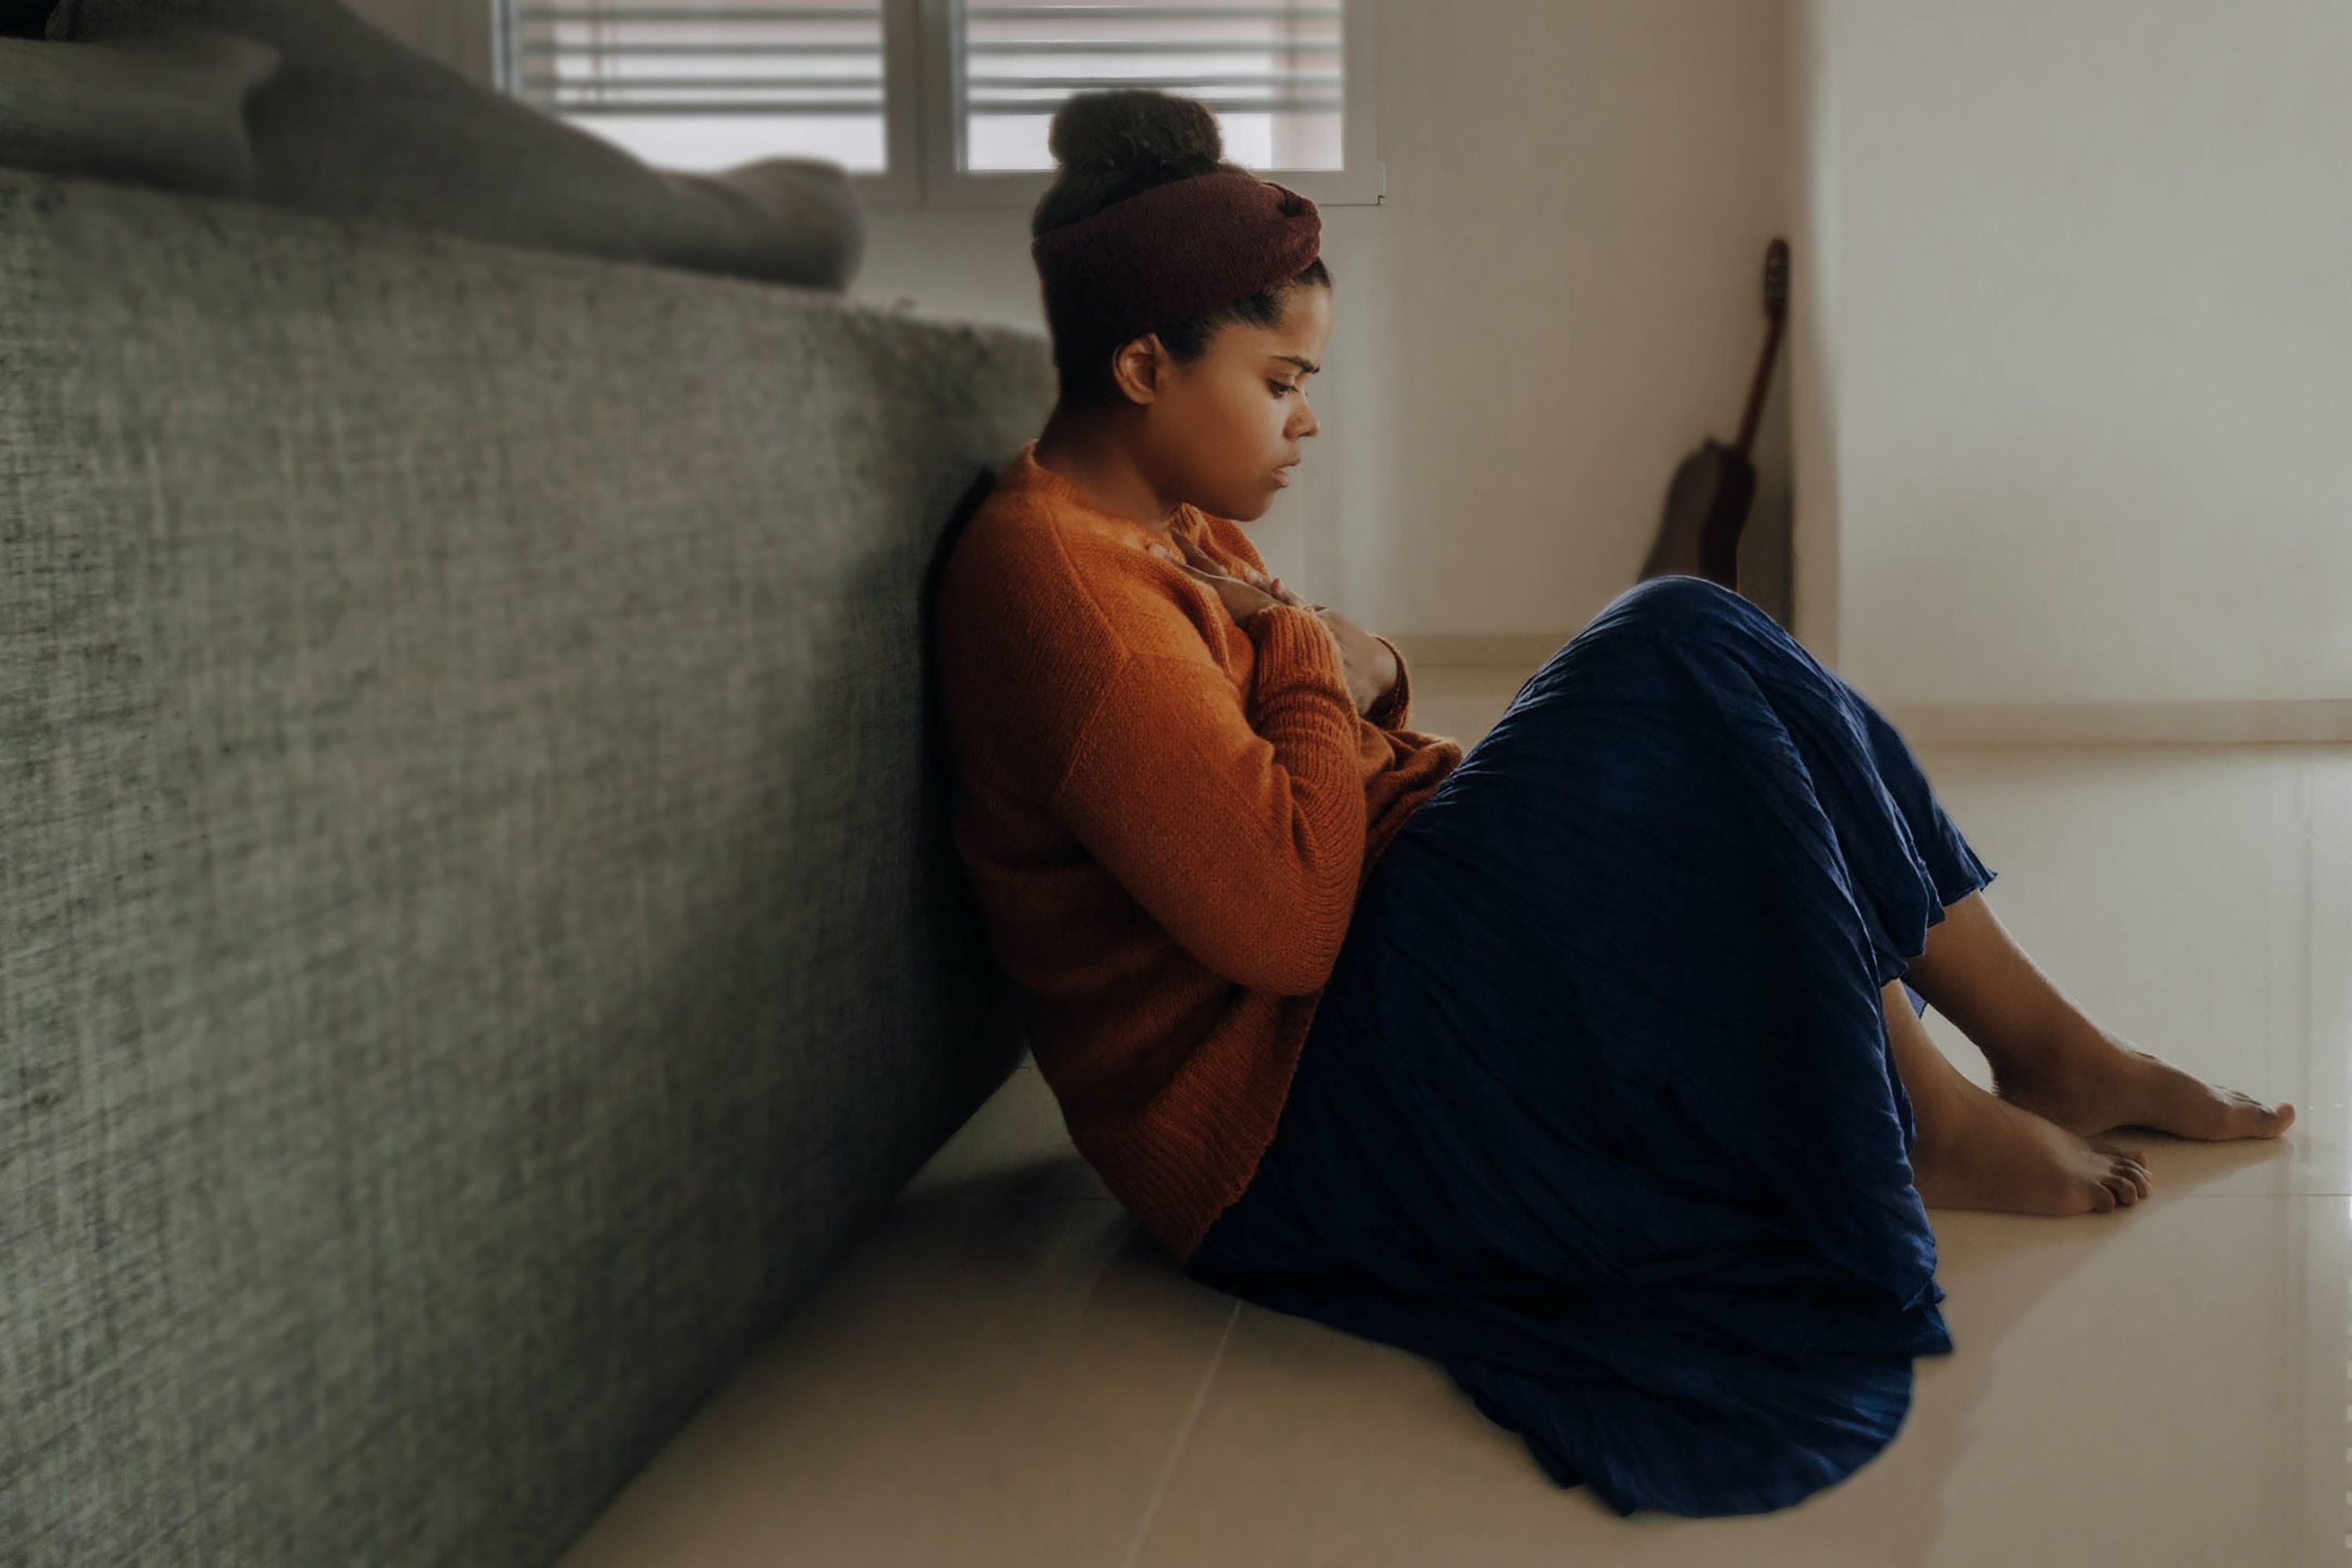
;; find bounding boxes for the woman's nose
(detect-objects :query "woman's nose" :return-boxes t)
[1292,400,1320,440]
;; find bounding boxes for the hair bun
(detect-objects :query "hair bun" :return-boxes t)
[1047,89,1225,183]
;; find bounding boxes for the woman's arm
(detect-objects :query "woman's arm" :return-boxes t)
[1050,603,1367,996]
[1173,525,1402,720]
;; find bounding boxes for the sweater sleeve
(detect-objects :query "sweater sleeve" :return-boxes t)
[1051,603,1368,996]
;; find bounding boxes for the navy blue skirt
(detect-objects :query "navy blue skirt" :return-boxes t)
[1181,575,1998,1518]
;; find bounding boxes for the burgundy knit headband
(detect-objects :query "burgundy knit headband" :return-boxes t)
[1031,168,1323,359]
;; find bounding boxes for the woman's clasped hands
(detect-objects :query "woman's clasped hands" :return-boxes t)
[1149,530,1398,717]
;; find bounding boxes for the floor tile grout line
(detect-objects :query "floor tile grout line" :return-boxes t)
[1120,1298,1242,1568]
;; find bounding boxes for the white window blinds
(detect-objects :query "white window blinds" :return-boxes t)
[956,2,1345,172]
[495,1,889,172]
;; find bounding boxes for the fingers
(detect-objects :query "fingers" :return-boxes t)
[1178,562,1235,598]
[1158,530,1301,597]
[1178,532,1270,589]
[1162,552,1237,590]
[1171,561,1277,622]
[1148,532,1309,619]
[1151,540,1207,572]
[1152,535,1225,575]
[1242,564,1310,607]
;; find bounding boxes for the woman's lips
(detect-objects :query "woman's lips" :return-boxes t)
[1272,465,1296,488]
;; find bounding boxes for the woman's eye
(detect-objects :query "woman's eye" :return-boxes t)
[1269,380,1296,397]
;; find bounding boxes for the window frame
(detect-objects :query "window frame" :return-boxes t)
[495,0,1380,212]
[865,0,927,208]
[906,0,1381,210]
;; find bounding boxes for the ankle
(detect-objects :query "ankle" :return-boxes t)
[1938,986,2082,1075]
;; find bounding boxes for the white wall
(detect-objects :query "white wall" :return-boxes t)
[1795,0,2352,708]
[1366,0,1793,639]
[1786,0,1842,667]
[311,0,2352,718]
[339,0,1798,640]
[862,0,1798,642]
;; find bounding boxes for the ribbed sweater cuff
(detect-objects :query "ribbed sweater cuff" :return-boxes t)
[1247,603,1351,698]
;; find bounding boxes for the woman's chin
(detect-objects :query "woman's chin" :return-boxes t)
[1209,488,1277,524]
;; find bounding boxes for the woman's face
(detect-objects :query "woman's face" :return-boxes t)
[1120,283,1331,523]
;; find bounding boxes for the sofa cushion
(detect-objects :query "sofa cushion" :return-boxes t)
[45,0,866,289]
[0,31,278,193]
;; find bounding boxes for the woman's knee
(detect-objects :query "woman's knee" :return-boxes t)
[1610,575,1762,637]
[1535,576,1801,695]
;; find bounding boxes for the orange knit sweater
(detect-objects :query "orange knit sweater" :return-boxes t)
[932,443,1465,1263]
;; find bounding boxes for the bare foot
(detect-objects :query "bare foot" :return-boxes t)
[1911,1071,2153,1215]
[1989,1020,2296,1143]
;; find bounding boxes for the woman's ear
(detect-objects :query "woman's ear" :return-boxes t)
[1109,333,1165,406]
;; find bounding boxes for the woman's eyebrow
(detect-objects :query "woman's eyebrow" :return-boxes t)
[1272,354,1321,376]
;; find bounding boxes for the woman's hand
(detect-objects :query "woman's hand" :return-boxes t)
[1152,533,1398,716]
[1311,605,1399,717]
[1151,535,1282,627]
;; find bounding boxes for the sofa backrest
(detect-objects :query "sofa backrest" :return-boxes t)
[0,166,1052,1568]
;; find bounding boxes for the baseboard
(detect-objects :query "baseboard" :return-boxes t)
[1389,633,1572,667]
[1875,701,2352,747]
[1387,635,2352,746]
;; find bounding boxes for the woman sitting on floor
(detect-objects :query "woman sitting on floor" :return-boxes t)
[928,87,2293,1519]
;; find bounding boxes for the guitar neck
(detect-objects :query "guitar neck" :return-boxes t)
[1732,313,1787,459]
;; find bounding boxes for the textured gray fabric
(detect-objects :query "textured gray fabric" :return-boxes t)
[2,0,57,39]
[46,0,867,290]
[0,166,1052,1567]
[0,31,278,192]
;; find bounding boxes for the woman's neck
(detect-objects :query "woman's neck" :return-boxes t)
[1032,404,1181,531]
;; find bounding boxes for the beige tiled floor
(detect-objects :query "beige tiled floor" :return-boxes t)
[561,711,2351,1568]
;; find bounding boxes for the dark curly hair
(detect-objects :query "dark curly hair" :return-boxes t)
[1033,89,1332,406]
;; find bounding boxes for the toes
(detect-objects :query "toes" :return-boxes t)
[2209,1089,2296,1140]
[2099,1153,2151,1203]
[2078,1135,2148,1207]
[2229,1099,2288,1139]
[2117,1150,2151,1200]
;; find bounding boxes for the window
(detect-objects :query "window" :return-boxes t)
[954,3,1344,173]
[493,0,1380,206]
[494,2,905,176]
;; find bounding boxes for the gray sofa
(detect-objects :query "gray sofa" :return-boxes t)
[0,164,1054,1565]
